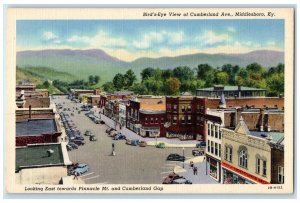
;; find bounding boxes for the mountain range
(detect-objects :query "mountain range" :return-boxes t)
[17,49,284,84]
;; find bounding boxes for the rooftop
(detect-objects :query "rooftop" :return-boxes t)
[138,97,166,111]
[16,119,57,136]
[16,144,64,172]
[249,131,284,145]
[197,86,266,91]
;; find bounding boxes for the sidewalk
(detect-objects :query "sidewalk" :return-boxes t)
[92,108,199,147]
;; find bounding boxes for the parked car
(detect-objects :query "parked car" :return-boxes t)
[166,154,185,162]
[139,141,147,147]
[66,144,73,151]
[89,135,97,141]
[113,133,126,140]
[94,118,101,124]
[109,130,117,137]
[126,139,132,145]
[162,173,183,184]
[68,142,79,149]
[71,163,89,176]
[196,141,206,148]
[73,140,86,146]
[100,120,105,124]
[192,149,204,156]
[131,139,140,146]
[156,142,165,148]
[84,130,93,136]
[172,178,192,184]
[106,128,114,134]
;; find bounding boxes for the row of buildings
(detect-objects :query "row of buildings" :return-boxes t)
[90,85,284,185]
[15,81,72,184]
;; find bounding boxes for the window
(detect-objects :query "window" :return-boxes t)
[207,140,210,153]
[145,118,148,124]
[256,157,261,174]
[225,145,232,162]
[208,123,211,136]
[196,105,200,111]
[239,150,248,169]
[215,143,218,156]
[173,116,177,123]
[262,160,267,176]
[173,105,177,111]
[155,118,158,124]
[187,105,191,111]
[151,118,154,124]
[188,115,191,124]
[218,144,221,157]
[196,116,200,125]
[167,104,171,111]
[215,126,218,138]
[211,141,214,154]
[181,116,185,124]
[278,166,284,184]
[182,105,185,112]
[161,118,164,124]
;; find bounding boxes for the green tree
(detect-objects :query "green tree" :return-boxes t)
[214,71,229,85]
[197,64,215,87]
[141,67,155,81]
[161,69,173,80]
[43,80,50,88]
[266,73,284,96]
[94,75,100,84]
[88,75,94,84]
[246,63,263,74]
[113,73,125,90]
[129,83,148,95]
[165,77,181,95]
[173,66,194,82]
[102,82,116,93]
[124,69,137,88]
[143,78,163,95]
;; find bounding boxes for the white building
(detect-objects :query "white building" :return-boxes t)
[119,101,127,127]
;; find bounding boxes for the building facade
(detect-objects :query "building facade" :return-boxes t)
[196,85,266,98]
[221,117,284,184]
[165,96,206,140]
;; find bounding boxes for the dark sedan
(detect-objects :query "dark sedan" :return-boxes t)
[166,154,185,162]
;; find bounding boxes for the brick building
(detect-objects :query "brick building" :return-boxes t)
[126,96,165,136]
[87,95,101,107]
[16,84,50,108]
[165,96,206,140]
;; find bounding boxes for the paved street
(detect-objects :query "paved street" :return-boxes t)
[52,95,217,184]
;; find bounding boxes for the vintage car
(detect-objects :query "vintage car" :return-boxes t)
[192,149,204,156]
[162,173,183,184]
[139,141,147,147]
[166,154,185,162]
[196,141,206,148]
[71,163,89,176]
[156,142,166,148]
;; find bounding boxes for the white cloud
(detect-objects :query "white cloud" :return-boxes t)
[197,31,231,45]
[67,31,128,48]
[227,27,236,33]
[43,31,58,40]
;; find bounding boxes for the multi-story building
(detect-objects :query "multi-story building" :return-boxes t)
[126,96,165,136]
[196,85,266,98]
[118,100,129,127]
[221,117,284,184]
[87,95,101,107]
[70,89,101,99]
[165,96,206,140]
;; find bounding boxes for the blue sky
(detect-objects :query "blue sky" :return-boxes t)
[17,20,284,61]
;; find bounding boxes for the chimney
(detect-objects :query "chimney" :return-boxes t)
[29,105,32,120]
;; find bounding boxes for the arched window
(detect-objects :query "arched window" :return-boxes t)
[239,150,248,168]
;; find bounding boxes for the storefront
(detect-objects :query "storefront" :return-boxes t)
[222,168,254,184]
[207,156,220,182]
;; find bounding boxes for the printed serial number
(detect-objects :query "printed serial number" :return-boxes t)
[268,186,283,189]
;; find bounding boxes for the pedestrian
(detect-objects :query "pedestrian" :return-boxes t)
[73,173,78,180]
[190,161,194,168]
[193,166,198,175]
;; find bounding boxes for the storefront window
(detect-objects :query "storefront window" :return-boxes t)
[209,159,218,179]
[278,166,284,184]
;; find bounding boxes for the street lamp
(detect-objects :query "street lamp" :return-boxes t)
[182,147,185,169]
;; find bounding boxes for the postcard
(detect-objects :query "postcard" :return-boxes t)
[5,7,294,194]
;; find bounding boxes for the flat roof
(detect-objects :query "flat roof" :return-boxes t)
[16,119,57,136]
[197,86,266,91]
[16,144,64,172]
[249,131,284,144]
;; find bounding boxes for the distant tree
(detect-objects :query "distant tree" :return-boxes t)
[141,67,155,81]
[124,69,137,88]
[197,64,213,79]
[94,75,100,84]
[221,64,240,85]
[113,73,125,90]
[161,69,173,80]
[102,82,116,93]
[43,80,50,88]
[173,66,194,82]
[266,73,284,96]
[246,63,263,73]
[143,78,163,95]
[88,75,94,84]
[129,83,148,95]
[214,71,229,85]
[165,77,181,95]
